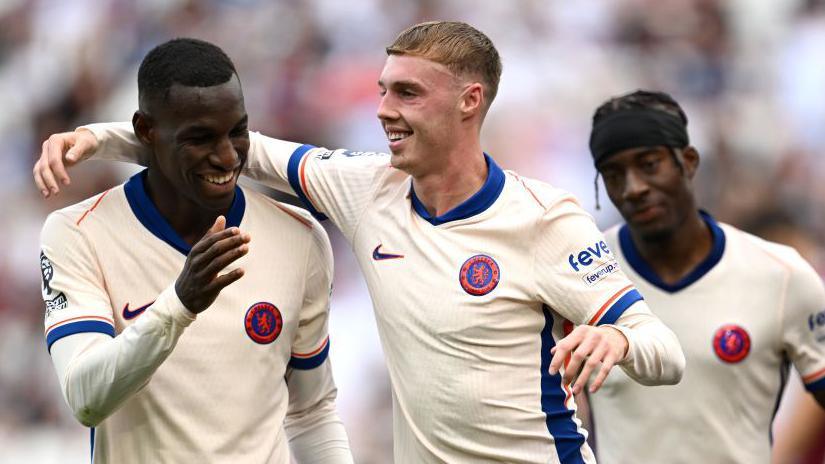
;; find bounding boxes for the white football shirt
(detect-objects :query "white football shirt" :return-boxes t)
[41,171,335,463]
[589,213,825,464]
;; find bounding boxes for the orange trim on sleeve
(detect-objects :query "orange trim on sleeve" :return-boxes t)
[298,154,320,212]
[587,285,634,325]
[803,366,825,384]
[292,336,329,358]
[46,315,115,334]
[76,189,112,225]
[274,204,312,229]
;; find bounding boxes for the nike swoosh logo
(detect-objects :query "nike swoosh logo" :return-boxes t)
[122,301,155,320]
[372,244,404,261]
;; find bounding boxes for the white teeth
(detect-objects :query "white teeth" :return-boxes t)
[201,173,233,185]
[387,131,410,142]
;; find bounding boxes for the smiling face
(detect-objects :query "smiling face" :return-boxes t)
[376,55,467,176]
[598,146,699,241]
[137,73,249,213]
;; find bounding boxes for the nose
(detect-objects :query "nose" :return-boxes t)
[376,92,397,123]
[211,136,240,170]
[623,168,649,201]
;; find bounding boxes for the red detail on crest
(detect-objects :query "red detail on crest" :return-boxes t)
[713,324,751,363]
[459,255,500,296]
[245,302,283,344]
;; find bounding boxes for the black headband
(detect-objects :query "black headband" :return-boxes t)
[589,109,688,166]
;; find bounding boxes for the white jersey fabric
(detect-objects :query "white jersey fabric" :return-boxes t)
[590,214,825,464]
[41,171,347,463]
[85,124,685,464]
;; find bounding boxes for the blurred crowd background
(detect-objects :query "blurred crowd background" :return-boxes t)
[1,0,824,462]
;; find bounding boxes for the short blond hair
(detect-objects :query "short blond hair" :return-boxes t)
[386,21,502,110]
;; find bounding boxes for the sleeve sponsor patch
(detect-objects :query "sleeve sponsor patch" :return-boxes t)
[582,261,620,286]
[40,251,69,317]
[313,149,384,160]
[809,309,825,343]
[567,240,618,286]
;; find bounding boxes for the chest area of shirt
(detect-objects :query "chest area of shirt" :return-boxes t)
[644,282,784,371]
[354,211,542,335]
[96,237,305,353]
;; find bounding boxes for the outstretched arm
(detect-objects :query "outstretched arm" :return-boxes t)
[549,303,684,394]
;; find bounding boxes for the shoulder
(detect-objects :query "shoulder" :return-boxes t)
[505,171,589,216]
[42,187,124,241]
[722,223,820,281]
[242,188,331,253]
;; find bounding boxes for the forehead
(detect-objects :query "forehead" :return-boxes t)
[158,75,245,124]
[378,54,457,88]
[598,146,670,170]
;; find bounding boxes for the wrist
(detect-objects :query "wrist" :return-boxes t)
[602,325,630,360]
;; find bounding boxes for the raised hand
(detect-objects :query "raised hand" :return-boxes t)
[33,128,99,198]
[548,325,629,394]
[175,216,251,314]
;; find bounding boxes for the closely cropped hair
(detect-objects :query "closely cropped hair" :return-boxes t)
[387,21,502,110]
[592,90,688,127]
[138,38,237,105]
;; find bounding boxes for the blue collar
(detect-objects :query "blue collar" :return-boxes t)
[619,210,726,293]
[410,153,505,226]
[124,169,246,255]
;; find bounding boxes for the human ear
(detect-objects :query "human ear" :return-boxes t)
[132,111,154,147]
[459,82,484,118]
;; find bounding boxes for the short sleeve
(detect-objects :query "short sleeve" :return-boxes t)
[288,222,335,370]
[781,254,825,392]
[534,197,643,326]
[40,210,115,352]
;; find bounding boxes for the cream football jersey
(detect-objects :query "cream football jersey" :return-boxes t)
[241,134,657,463]
[590,213,825,464]
[41,171,334,463]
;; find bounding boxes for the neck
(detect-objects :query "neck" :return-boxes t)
[144,170,231,246]
[411,140,487,217]
[629,210,712,285]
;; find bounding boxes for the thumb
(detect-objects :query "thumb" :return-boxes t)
[66,130,98,164]
[209,215,227,234]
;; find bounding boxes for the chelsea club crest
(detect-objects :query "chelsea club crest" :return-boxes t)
[713,324,751,363]
[459,254,500,296]
[245,302,283,344]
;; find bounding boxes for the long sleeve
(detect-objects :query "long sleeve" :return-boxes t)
[533,196,684,385]
[49,285,196,427]
[283,217,352,462]
[41,207,196,427]
[607,302,685,385]
[285,362,353,463]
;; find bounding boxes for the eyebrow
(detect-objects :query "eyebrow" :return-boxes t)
[378,79,424,91]
[177,114,249,137]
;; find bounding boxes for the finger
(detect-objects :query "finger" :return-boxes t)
[64,135,90,164]
[33,160,49,197]
[563,333,600,387]
[39,141,61,196]
[207,267,245,292]
[194,232,250,268]
[549,336,577,376]
[572,343,608,395]
[47,135,73,186]
[199,242,249,278]
[589,350,619,393]
[209,215,227,234]
[189,225,240,256]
